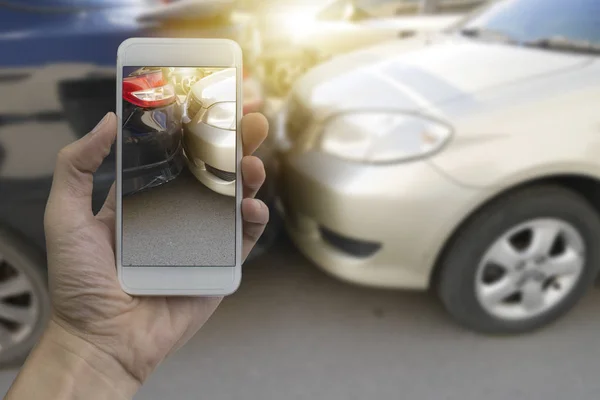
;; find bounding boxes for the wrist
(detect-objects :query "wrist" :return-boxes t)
[47,319,142,396]
[7,320,141,400]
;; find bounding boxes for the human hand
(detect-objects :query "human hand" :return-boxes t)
[42,112,269,392]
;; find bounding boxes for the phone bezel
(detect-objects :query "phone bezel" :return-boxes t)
[116,38,243,296]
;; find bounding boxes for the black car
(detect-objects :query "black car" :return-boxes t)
[121,66,186,195]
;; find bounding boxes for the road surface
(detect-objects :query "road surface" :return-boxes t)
[122,169,236,267]
[0,237,599,399]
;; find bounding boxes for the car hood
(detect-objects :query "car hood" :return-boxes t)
[294,36,591,116]
[190,68,235,106]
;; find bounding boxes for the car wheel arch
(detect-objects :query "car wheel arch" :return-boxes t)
[426,172,600,289]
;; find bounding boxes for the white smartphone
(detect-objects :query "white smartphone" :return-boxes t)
[116,38,243,296]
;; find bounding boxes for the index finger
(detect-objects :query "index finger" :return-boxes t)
[242,113,268,156]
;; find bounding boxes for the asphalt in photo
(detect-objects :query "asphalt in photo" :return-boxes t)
[122,169,235,267]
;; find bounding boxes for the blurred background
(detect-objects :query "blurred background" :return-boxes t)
[2,0,600,398]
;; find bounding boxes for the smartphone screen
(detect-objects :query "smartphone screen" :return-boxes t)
[120,66,237,267]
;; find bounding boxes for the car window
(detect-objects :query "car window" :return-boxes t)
[460,0,600,45]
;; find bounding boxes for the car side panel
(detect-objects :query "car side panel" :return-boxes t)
[429,62,600,189]
[122,103,183,170]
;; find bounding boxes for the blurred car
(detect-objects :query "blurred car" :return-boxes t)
[247,0,484,95]
[271,0,600,333]
[183,68,237,196]
[0,0,264,365]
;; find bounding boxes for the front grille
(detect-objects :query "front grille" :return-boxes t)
[187,96,203,119]
[206,164,236,182]
[285,95,312,142]
[320,226,381,258]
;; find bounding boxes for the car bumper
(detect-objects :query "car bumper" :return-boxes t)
[122,103,184,195]
[184,157,236,197]
[270,150,477,289]
[122,141,185,196]
[183,121,236,197]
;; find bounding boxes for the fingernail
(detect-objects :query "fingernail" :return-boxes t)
[90,113,110,135]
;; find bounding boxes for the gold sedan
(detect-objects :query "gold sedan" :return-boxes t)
[269,0,600,334]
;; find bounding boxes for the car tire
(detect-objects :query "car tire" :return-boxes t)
[0,227,51,366]
[437,185,600,334]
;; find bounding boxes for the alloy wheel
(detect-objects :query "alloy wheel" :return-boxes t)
[0,250,40,354]
[475,218,585,321]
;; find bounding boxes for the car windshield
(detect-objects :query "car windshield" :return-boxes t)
[457,0,600,53]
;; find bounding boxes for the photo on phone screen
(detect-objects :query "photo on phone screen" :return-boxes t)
[120,66,237,267]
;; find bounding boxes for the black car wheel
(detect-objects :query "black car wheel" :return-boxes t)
[0,227,50,365]
[437,185,600,334]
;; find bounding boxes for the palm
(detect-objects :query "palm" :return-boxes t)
[44,113,269,382]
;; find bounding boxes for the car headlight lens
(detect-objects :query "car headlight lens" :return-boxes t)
[319,113,452,163]
[204,102,236,130]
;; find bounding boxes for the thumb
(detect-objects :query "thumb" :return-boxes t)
[46,113,117,219]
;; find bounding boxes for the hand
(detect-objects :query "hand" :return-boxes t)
[42,112,269,389]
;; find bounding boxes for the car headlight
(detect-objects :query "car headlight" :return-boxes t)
[204,102,236,130]
[319,112,452,163]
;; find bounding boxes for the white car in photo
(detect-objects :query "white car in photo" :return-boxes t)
[183,68,237,196]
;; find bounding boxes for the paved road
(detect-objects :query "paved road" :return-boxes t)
[1,238,599,399]
[122,169,236,266]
